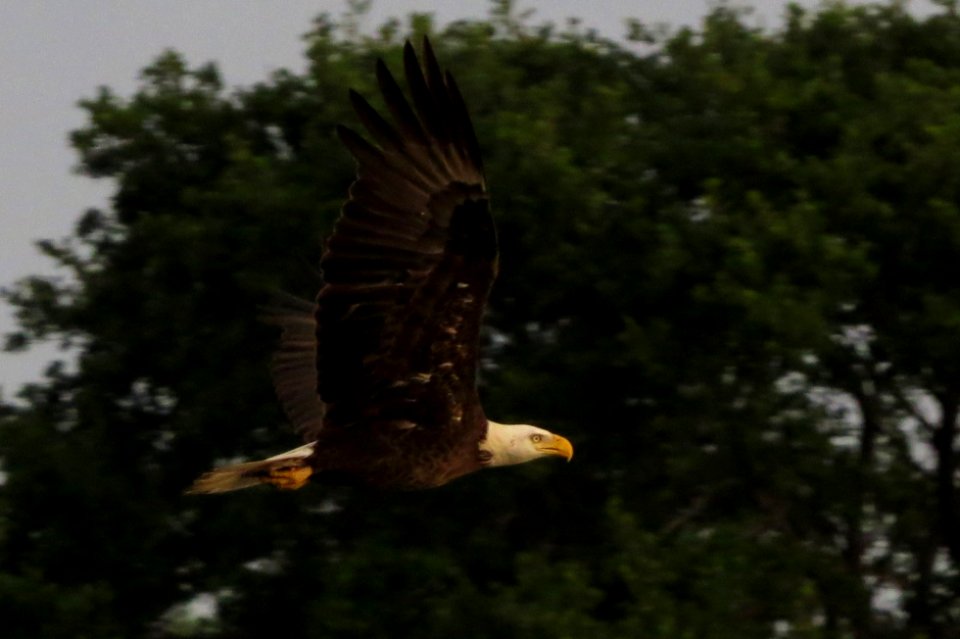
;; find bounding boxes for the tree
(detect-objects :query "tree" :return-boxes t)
[3,2,960,637]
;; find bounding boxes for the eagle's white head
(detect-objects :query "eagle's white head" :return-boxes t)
[480,420,574,467]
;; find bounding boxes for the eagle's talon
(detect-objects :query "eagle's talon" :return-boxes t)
[267,466,313,490]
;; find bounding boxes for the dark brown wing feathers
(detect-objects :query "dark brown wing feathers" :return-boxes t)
[269,37,495,441]
[261,294,325,437]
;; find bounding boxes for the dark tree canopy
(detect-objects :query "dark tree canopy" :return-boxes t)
[3,2,960,637]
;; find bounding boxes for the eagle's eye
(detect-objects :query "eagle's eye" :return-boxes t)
[531,434,543,443]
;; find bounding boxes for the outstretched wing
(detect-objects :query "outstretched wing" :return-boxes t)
[261,293,325,438]
[311,38,495,436]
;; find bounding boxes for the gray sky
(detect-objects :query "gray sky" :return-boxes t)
[0,0,938,399]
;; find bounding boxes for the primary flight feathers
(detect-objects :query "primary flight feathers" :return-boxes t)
[187,37,572,495]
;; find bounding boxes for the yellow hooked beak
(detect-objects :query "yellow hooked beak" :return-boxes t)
[536,434,574,462]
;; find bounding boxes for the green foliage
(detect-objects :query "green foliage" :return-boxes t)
[3,2,960,637]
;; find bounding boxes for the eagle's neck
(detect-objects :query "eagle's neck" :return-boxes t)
[479,420,534,468]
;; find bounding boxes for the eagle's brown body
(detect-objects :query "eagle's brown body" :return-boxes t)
[309,400,489,489]
[187,39,571,496]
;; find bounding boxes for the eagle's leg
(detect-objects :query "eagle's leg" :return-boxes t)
[266,465,313,490]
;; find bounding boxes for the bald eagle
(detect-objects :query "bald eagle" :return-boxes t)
[187,38,573,494]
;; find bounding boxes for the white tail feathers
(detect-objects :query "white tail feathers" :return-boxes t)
[186,443,316,494]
